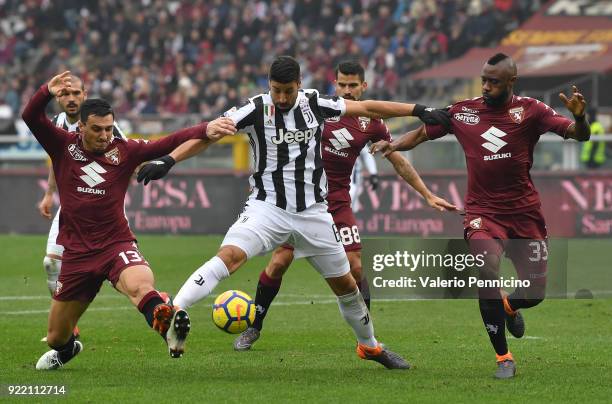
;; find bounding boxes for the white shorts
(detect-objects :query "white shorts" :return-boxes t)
[221,199,349,278]
[46,207,64,257]
[350,166,364,212]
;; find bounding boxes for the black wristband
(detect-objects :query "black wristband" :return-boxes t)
[574,114,585,122]
[413,104,426,117]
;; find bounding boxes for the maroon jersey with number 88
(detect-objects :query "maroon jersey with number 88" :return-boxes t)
[322,115,391,203]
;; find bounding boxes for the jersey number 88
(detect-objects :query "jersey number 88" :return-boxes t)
[333,225,361,246]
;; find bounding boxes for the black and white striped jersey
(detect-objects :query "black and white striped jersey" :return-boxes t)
[226,89,346,212]
[51,112,127,139]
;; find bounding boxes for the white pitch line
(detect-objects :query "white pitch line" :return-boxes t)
[6,306,133,315]
[0,295,125,301]
[5,299,344,315]
[0,294,333,301]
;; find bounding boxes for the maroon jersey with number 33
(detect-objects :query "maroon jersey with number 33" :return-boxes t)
[426,95,573,215]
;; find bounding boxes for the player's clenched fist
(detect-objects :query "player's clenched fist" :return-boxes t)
[369,140,395,158]
[206,117,236,141]
[137,155,175,185]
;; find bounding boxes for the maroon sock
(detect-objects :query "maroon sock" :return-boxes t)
[252,271,282,331]
[138,290,165,328]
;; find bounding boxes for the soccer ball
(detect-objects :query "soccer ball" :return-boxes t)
[212,290,255,334]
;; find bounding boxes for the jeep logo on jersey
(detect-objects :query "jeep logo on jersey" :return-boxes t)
[329,128,354,150]
[271,127,316,145]
[454,112,480,125]
[79,161,107,187]
[68,143,87,162]
[480,126,508,153]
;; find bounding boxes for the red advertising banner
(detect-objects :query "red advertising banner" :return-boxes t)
[354,171,612,238]
[1,171,611,237]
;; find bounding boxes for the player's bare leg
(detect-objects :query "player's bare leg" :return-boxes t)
[115,265,190,358]
[314,254,409,370]
[36,300,87,370]
[41,252,79,341]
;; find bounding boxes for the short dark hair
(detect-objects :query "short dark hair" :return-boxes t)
[70,75,85,90]
[80,99,114,123]
[335,60,365,81]
[269,55,300,84]
[487,53,510,65]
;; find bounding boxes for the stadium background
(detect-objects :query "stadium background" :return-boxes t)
[1,1,611,401]
[1,0,611,238]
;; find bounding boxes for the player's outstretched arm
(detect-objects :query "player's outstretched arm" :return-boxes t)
[168,117,237,163]
[344,100,451,129]
[136,117,236,185]
[385,152,456,212]
[370,125,430,157]
[559,85,591,141]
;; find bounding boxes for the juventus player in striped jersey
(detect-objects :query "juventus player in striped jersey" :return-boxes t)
[137,56,451,369]
[37,75,125,342]
[232,60,456,352]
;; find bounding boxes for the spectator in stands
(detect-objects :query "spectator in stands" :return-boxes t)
[0,0,535,120]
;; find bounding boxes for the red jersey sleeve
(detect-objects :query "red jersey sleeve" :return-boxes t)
[532,100,573,138]
[425,104,455,140]
[424,124,449,140]
[128,123,209,164]
[372,118,392,142]
[21,84,70,157]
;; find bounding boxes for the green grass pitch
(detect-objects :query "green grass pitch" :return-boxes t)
[1,235,611,403]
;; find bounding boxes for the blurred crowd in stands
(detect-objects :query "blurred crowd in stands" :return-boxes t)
[0,0,540,128]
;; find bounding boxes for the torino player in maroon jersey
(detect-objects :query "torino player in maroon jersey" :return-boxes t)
[232,61,456,352]
[22,71,235,370]
[371,54,591,379]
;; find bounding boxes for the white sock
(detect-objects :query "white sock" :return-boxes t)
[174,256,230,309]
[43,256,61,296]
[337,289,378,348]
